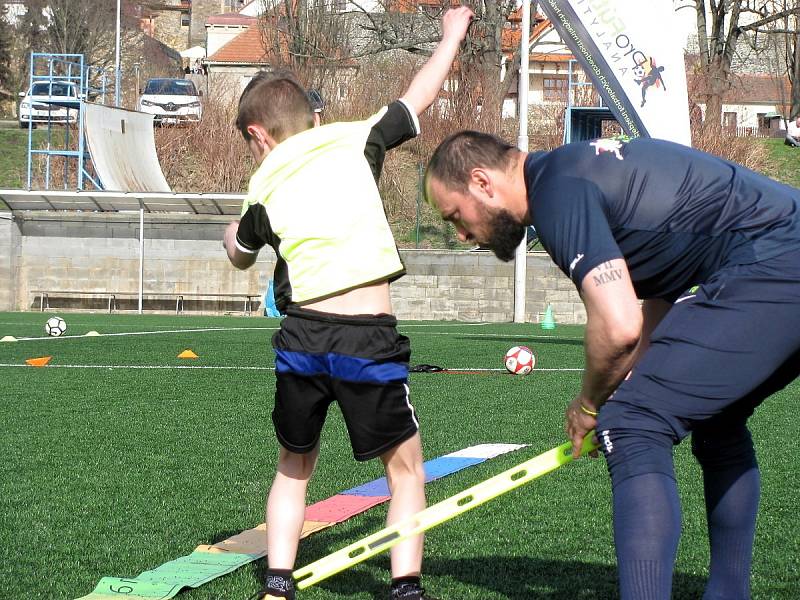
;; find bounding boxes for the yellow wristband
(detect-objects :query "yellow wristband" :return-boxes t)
[579,402,598,417]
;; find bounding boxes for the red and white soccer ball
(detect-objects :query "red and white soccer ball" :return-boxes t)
[504,345,535,375]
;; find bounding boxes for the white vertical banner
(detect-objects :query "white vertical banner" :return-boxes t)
[540,0,691,146]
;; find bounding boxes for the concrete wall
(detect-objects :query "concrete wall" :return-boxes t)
[154,10,190,53]
[0,213,19,311]
[2,212,586,323]
[191,0,224,48]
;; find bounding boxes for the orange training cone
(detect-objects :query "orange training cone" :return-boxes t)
[26,356,52,367]
[178,349,199,359]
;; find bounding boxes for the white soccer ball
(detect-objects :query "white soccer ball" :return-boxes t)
[504,345,535,375]
[44,316,67,337]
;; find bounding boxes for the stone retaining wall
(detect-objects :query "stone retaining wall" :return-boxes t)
[0,212,586,323]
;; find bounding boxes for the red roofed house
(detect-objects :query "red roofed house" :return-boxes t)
[201,1,586,111]
[688,70,792,136]
[500,13,593,118]
[201,2,789,137]
[204,0,358,101]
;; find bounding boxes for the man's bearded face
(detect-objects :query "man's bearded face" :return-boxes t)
[484,206,526,262]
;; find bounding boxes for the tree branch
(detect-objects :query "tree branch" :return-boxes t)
[739,7,800,31]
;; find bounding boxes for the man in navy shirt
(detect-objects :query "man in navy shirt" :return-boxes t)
[424,131,800,599]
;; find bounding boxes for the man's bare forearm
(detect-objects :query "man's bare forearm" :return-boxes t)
[578,260,642,409]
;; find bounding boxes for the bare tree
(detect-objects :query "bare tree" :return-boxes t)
[679,0,800,129]
[257,0,355,93]
[354,0,521,132]
[7,1,142,92]
[255,0,529,133]
[0,6,13,92]
[769,0,800,118]
[5,0,49,110]
[44,0,139,68]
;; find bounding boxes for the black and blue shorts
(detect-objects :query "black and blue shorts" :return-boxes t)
[271,306,418,461]
[597,247,800,480]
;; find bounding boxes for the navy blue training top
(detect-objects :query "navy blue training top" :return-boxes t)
[525,137,800,301]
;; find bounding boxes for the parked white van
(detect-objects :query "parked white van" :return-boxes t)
[137,78,202,125]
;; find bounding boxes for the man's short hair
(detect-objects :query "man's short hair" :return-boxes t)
[236,70,315,143]
[425,131,518,200]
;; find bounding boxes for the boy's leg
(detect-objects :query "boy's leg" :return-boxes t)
[267,444,320,568]
[264,310,337,597]
[380,432,426,578]
[322,312,427,595]
[256,445,319,600]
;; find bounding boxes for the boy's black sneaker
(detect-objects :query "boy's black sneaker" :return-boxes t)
[390,582,437,600]
[248,570,295,600]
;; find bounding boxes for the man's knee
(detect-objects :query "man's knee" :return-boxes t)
[597,426,677,488]
[691,424,757,471]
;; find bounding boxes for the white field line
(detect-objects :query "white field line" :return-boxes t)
[403,331,584,341]
[1,321,556,343]
[3,326,279,342]
[0,363,583,372]
[399,322,493,327]
[442,367,584,372]
[0,322,203,329]
[0,363,275,370]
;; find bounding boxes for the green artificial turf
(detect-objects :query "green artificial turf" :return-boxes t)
[0,312,797,599]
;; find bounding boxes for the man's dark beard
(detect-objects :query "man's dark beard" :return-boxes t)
[485,208,526,262]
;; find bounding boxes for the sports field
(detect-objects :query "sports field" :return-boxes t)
[1,311,797,599]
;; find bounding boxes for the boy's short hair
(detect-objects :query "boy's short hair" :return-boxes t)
[236,70,315,143]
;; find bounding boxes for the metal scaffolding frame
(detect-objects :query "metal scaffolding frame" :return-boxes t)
[25,53,116,191]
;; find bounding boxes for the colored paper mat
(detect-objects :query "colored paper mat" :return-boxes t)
[76,443,527,600]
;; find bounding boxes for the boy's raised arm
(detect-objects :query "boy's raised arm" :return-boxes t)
[400,6,474,117]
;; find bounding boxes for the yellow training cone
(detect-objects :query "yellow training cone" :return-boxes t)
[1,336,17,342]
[84,331,101,337]
[178,349,199,359]
[26,356,52,367]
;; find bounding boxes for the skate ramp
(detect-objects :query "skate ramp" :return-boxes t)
[83,102,172,193]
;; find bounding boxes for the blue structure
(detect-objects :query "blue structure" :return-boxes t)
[25,53,113,191]
[562,59,617,144]
[264,279,282,317]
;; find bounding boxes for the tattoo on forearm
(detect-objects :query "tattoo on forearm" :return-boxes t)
[592,262,623,286]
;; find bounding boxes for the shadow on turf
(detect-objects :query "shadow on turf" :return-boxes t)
[305,556,705,599]
[454,335,584,347]
[265,555,708,599]
[244,521,707,599]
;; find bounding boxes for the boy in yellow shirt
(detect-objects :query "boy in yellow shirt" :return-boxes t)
[224,7,473,599]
